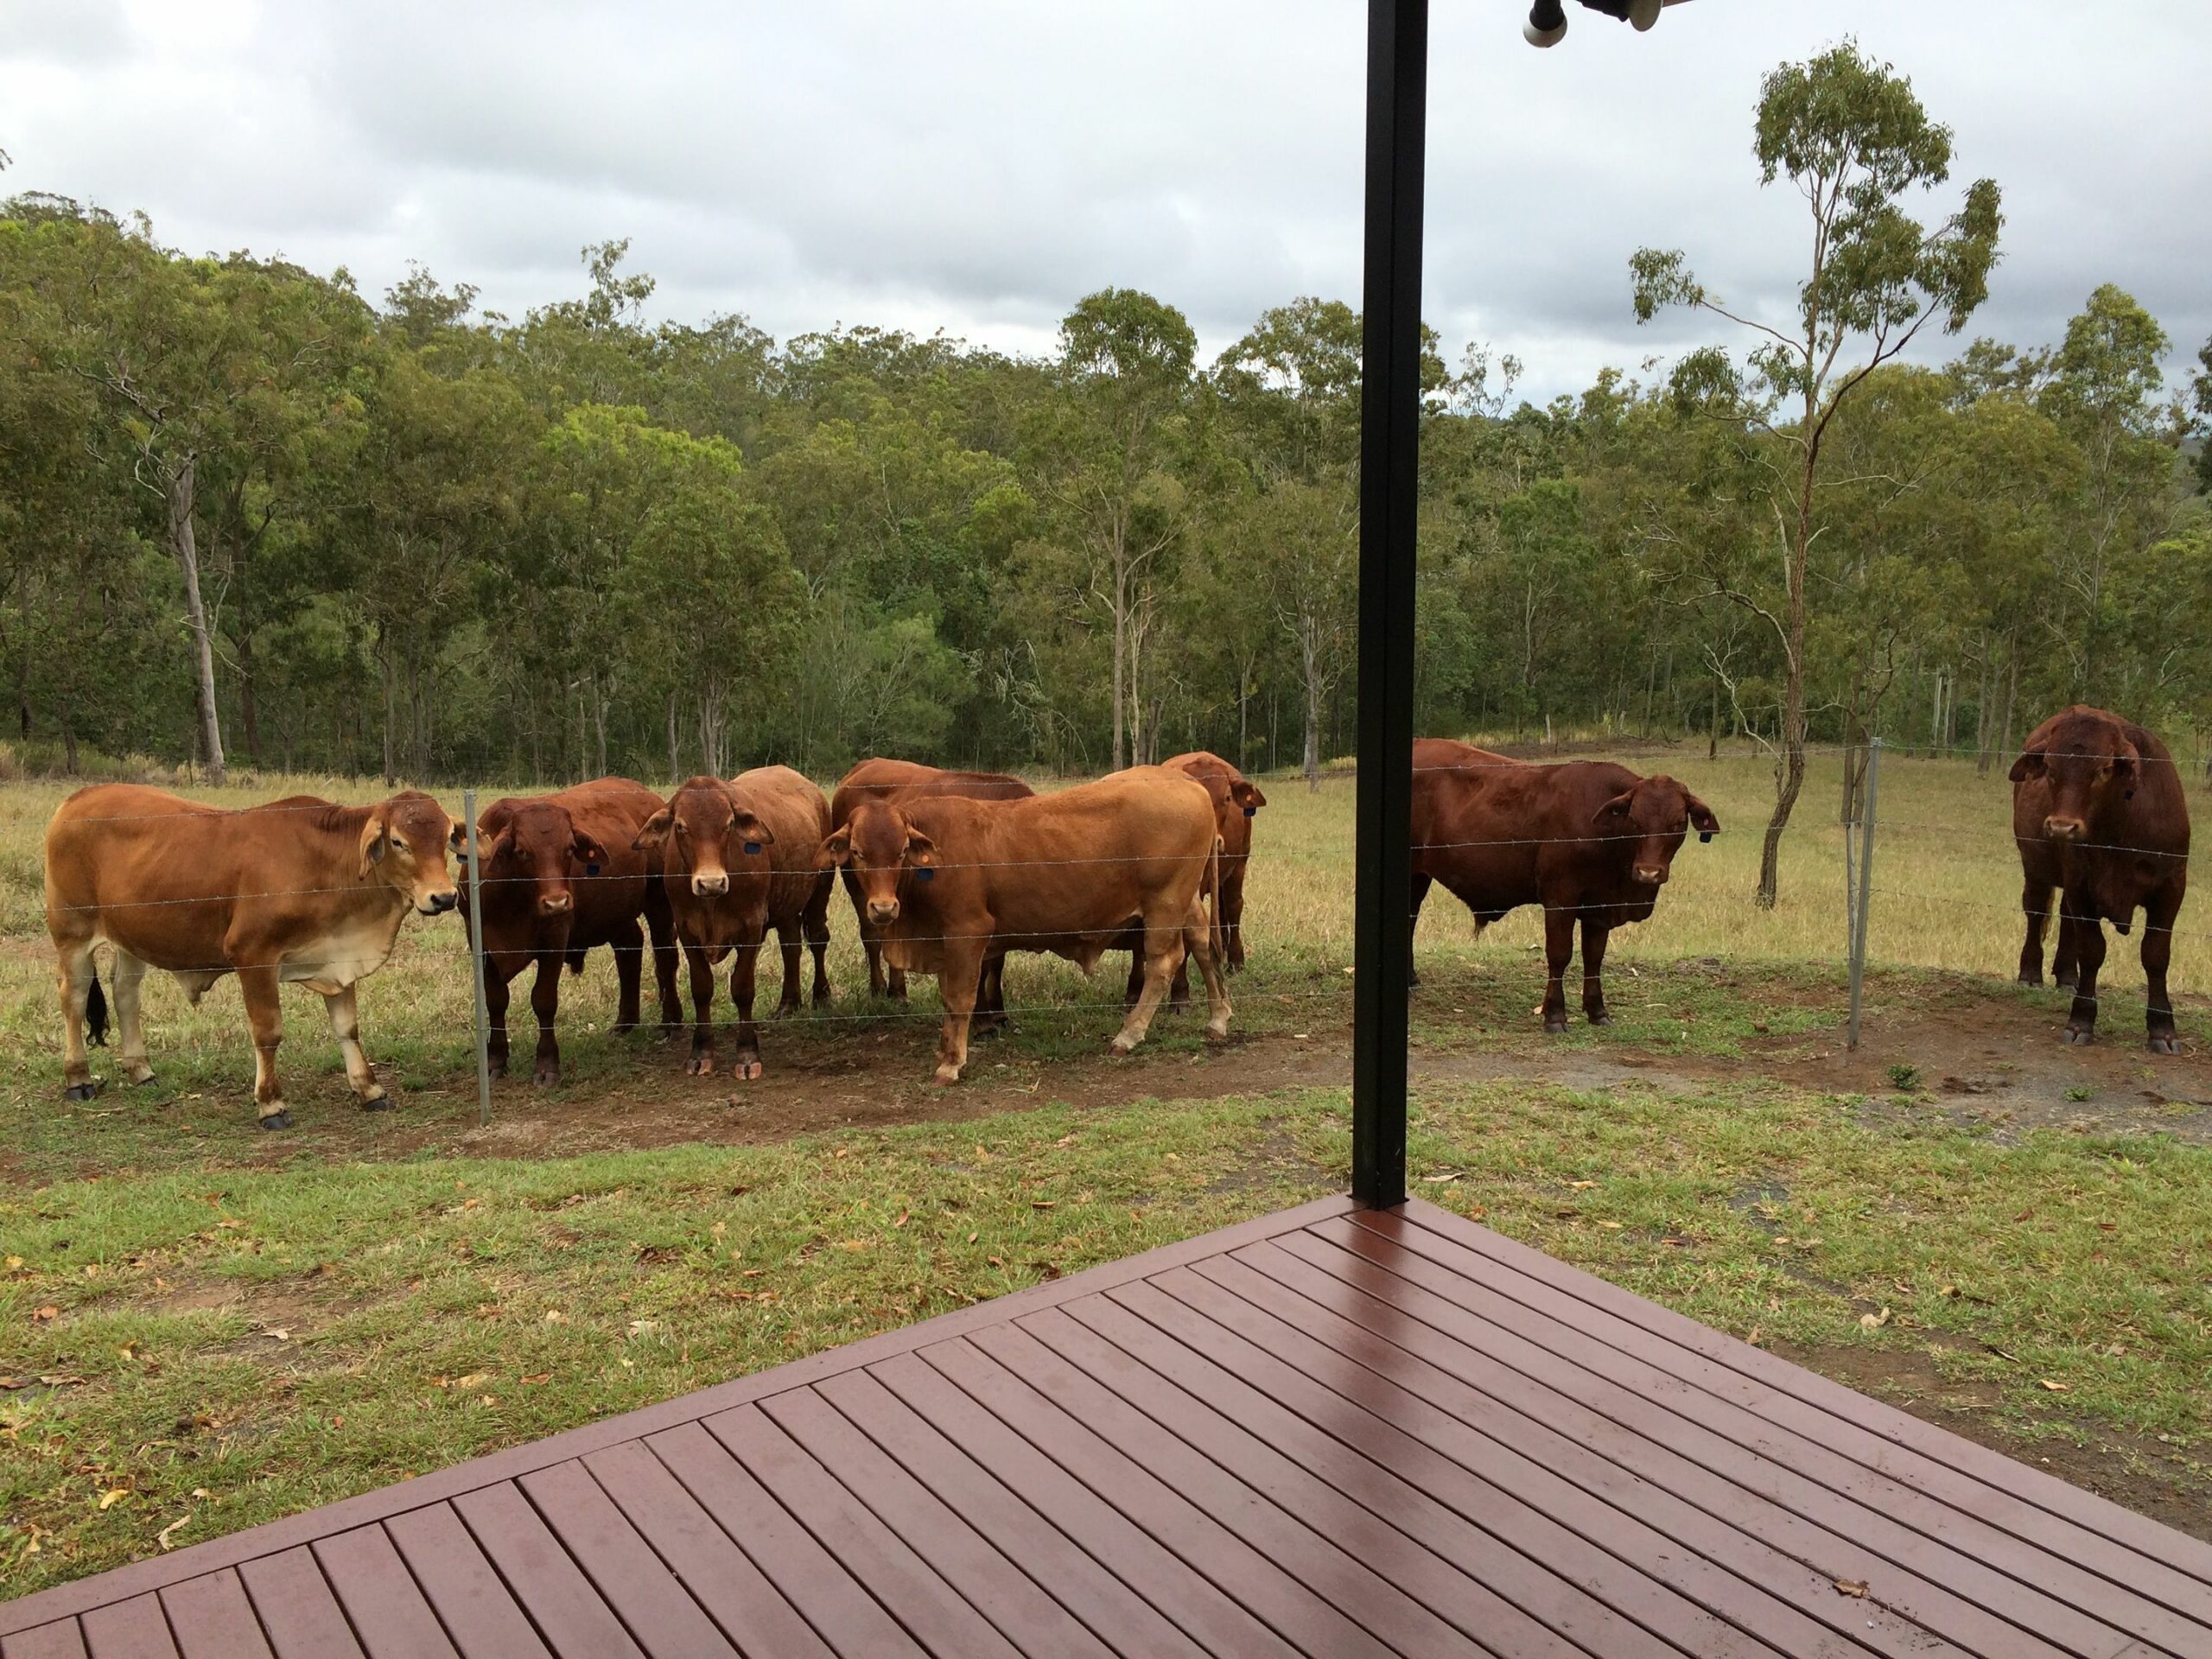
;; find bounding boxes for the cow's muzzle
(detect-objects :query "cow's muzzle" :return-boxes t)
[867,899,900,927]
[2044,817,2086,843]
[422,889,460,916]
[537,892,574,915]
[1632,865,1667,887]
[691,873,730,898]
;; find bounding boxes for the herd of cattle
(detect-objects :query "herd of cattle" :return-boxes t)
[35,702,2191,1127]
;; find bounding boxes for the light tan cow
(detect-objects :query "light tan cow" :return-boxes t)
[819,765,1229,1084]
[44,785,460,1128]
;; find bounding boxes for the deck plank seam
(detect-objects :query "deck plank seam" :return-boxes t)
[1274,1230,2161,1656]
[511,1466,710,1659]
[912,1334,1396,1659]
[1167,1255,1973,1659]
[393,1509,531,1659]
[1218,1241,2069,1659]
[809,1371,1145,1659]
[1381,1205,2212,1590]
[1312,1220,2211,1648]
[1027,1296,1662,1659]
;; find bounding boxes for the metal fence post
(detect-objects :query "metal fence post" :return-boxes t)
[1847,738,1879,1050]
[463,786,493,1126]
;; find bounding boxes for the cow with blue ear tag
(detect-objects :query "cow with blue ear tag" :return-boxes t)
[455,779,681,1086]
[632,766,835,1083]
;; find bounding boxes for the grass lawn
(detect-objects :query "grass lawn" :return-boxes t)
[5,746,2212,1594]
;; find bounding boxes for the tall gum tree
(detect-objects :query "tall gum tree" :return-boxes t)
[1631,41,2001,907]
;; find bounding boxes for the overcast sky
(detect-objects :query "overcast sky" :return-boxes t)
[4,1,2207,404]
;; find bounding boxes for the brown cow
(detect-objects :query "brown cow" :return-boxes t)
[830,758,1034,1021]
[2011,705,2190,1052]
[633,766,834,1079]
[1124,750,1267,1007]
[819,766,1230,1084]
[457,778,682,1084]
[43,785,460,1128]
[1409,738,1718,1031]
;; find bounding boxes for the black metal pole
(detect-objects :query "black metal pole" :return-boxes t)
[1351,0,1425,1210]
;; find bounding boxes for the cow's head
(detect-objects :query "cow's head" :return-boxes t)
[632,777,774,899]
[1592,773,1720,887]
[470,798,608,919]
[818,799,935,928]
[362,791,460,916]
[2011,708,2138,842]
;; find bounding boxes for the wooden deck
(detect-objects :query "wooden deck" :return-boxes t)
[4,1195,2208,1658]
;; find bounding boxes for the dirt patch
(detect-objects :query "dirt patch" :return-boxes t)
[1770,1340,2212,1544]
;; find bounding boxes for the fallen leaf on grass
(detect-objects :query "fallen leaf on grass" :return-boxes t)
[32,1306,57,1323]
[543,1310,566,1325]
[521,1373,551,1386]
[626,1320,658,1337]
[1031,1200,1057,1210]
[454,1372,490,1389]
[98,1490,130,1510]
[1567,1180,1599,1191]
[1860,1307,1891,1331]
[1421,1173,1460,1185]
[1596,1220,1624,1230]
[2040,1379,2071,1392]
[988,1255,1005,1268]
[894,1211,911,1229]
[1834,1578,1869,1599]
[258,1328,290,1343]
[156,1514,193,1550]
[4,1256,21,1270]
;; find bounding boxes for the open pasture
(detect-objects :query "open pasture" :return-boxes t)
[6,747,2212,1594]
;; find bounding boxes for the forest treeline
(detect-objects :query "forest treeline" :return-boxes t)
[3,158,2209,802]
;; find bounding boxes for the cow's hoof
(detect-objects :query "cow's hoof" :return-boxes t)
[686,1055,715,1077]
[359,1090,392,1112]
[610,1019,637,1037]
[1108,1037,1137,1057]
[486,1059,508,1081]
[2063,1026,2095,1046]
[2149,1033,2181,1055]
[1167,1000,1192,1016]
[62,1082,99,1103]
[733,1058,764,1082]
[2056,975,2079,992]
[772,1002,801,1020]
[531,1064,559,1086]
[1542,1018,1570,1035]
[1587,1011,1612,1027]
[931,1067,963,1087]
[259,1110,293,1131]
[2017,973,2043,988]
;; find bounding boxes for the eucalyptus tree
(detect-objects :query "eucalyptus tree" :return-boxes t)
[1631,41,2001,906]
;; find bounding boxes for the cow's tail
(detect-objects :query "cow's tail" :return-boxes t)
[1208,834,1226,966]
[85,970,110,1047]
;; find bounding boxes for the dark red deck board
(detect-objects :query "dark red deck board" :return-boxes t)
[6,1195,2209,1658]
[157,1570,271,1659]
[235,1548,363,1659]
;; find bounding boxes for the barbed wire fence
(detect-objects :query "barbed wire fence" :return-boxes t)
[33,739,2205,1122]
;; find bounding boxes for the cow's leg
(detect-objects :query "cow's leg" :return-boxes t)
[1540,907,1574,1033]
[110,948,156,1087]
[238,965,291,1128]
[483,953,514,1079]
[1183,900,1232,1040]
[55,938,100,1102]
[729,941,765,1081]
[1167,937,1192,1014]
[932,943,985,1084]
[845,871,892,999]
[2053,909,2082,992]
[2063,899,2106,1045]
[608,916,645,1033]
[323,984,390,1109]
[1407,871,1433,988]
[970,954,1008,1038]
[1580,918,1612,1027]
[683,942,719,1075]
[1123,931,1147,1010]
[531,950,564,1084]
[1111,917,1185,1057]
[645,895,683,1037]
[804,880,833,1007]
[773,925,804,1017]
[1223,860,1248,974]
[2143,886,2183,1054]
[2018,875,2055,986]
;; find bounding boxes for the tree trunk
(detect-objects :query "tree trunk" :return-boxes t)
[1708,664,1721,762]
[1301,616,1322,792]
[379,636,399,786]
[1109,559,1128,771]
[1998,647,2019,770]
[667,690,681,783]
[168,458,227,786]
[1757,467,1814,912]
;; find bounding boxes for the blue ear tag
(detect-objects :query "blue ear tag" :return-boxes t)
[586,863,601,875]
[1698,832,1713,843]
[1243,806,1257,817]
[916,867,935,881]
[743,842,763,855]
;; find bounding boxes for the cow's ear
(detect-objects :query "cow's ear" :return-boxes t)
[817,826,854,869]
[631,808,673,853]
[2009,751,2045,783]
[571,831,610,870]
[478,798,519,840]
[1592,790,1637,827]
[903,828,938,867]
[734,811,776,851]
[1235,780,1268,814]
[359,817,391,872]
[2112,745,2139,780]
[448,820,468,855]
[1686,792,1720,842]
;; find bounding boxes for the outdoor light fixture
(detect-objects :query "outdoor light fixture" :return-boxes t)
[1524,0,1669,48]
